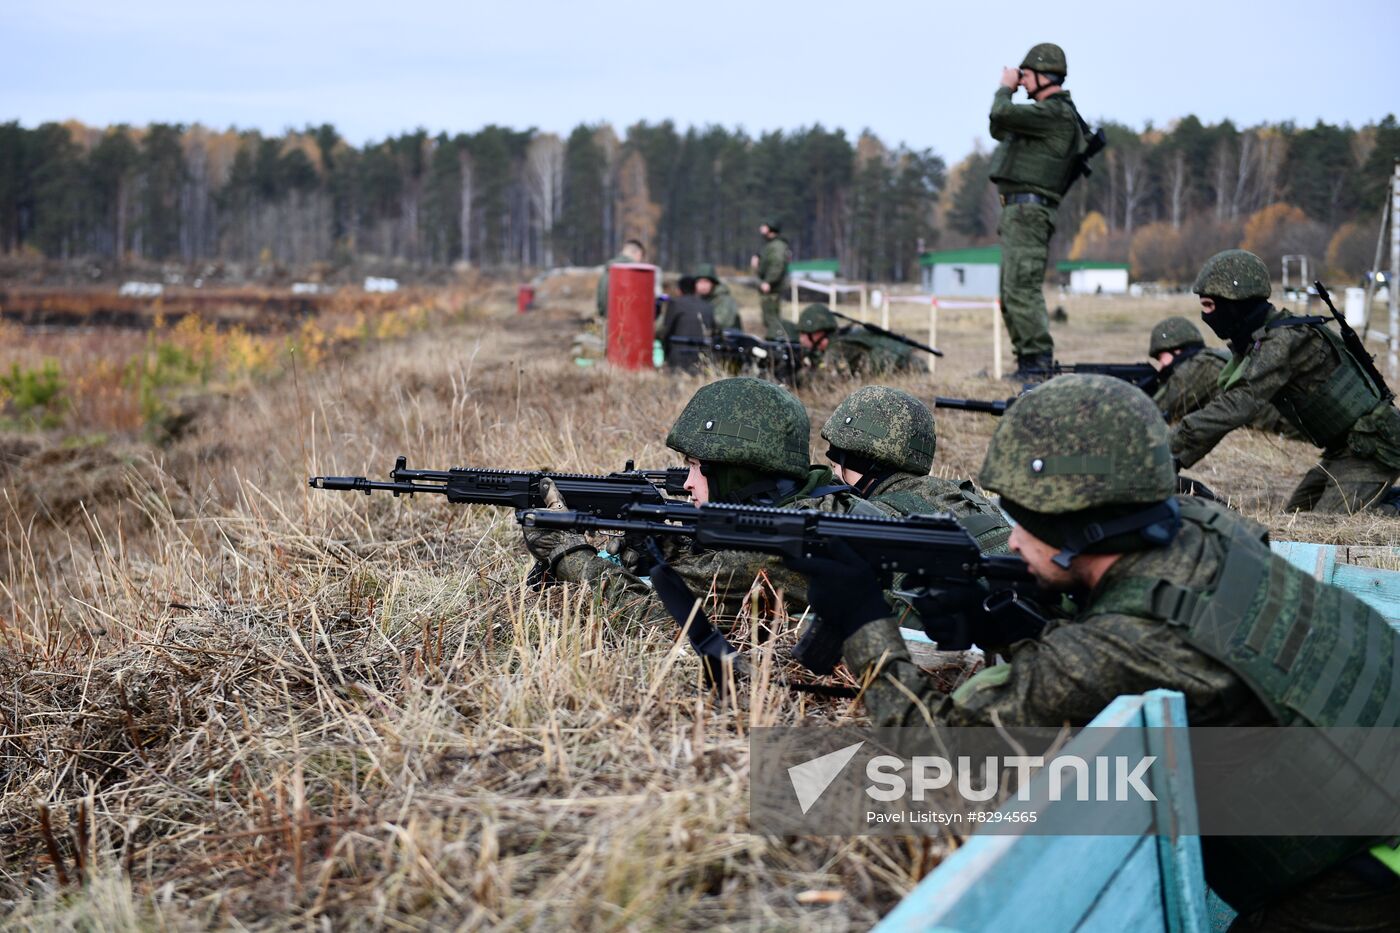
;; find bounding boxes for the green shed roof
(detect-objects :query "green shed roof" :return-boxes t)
[790,258,840,272]
[1056,260,1130,271]
[919,246,1002,266]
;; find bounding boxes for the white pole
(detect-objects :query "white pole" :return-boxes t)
[1390,163,1399,377]
[791,279,799,323]
[993,299,1004,380]
[1362,189,1390,334]
[859,285,868,323]
[928,297,938,376]
[881,293,890,331]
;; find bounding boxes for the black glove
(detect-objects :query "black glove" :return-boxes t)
[785,539,892,641]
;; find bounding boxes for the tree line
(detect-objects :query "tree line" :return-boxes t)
[0,114,1397,283]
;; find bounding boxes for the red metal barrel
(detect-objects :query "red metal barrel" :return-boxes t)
[606,263,658,369]
[516,285,535,313]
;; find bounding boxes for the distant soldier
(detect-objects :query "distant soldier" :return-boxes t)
[655,276,716,372]
[796,304,914,376]
[752,220,791,339]
[1171,249,1400,512]
[692,263,743,332]
[822,386,1011,553]
[989,42,1086,379]
[1148,315,1295,435]
[596,238,646,320]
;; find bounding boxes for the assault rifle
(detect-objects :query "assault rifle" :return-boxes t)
[517,501,1043,685]
[309,457,688,514]
[828,308,944,357]
[1021,361,1164,393]
[1314,280,1394,403]
[668,329,806,382]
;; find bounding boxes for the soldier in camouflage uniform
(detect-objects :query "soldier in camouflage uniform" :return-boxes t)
[788,374,1400,926]
[596,238,646,319]
[797,304,915,376]
[1171,250,1400,512]
[753,221,791,339]
[989,43,1085,379]
[821,386,1011,553]
[521,377,877,633]
[692,263,743,332]
[1149,315,1295,435]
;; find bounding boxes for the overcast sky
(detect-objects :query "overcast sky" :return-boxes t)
[4,0,1394,162]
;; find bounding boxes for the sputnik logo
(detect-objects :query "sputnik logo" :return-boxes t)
[788,741,865,814]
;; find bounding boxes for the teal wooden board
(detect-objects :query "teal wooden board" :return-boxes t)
[1272,540,1400,626]
[1206,889,1236,932]
[1075,836,1167,933]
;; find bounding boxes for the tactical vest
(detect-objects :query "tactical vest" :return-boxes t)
[1088,497,1400,910]
[988,97,1084,197]
[1263,319,1382,447]
[874,478,1010,554]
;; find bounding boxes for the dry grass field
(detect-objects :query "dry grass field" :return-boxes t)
[2,280,1397,930]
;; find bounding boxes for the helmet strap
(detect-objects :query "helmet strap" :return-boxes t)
[1050,498,1182,570]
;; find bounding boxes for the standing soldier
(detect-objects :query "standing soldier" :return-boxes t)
[1148,315,1295,435]
[692,263,743,332]
[821,386,1011,553]
[596,238,647,322]
[785,374,1400,926]
[752,220,791,339]
[1171,249,1400,512]
[989,43,1086,379]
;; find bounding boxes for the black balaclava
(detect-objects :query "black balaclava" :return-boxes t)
[1202,297,1272,350]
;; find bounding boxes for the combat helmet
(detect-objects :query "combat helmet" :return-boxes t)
[1021,43,1067,78]
[761,218,783,235]
[666,377,810,479]
[691,262,720,284]
[797,304,838,334]
[979,375,1175,513]
[1149,316,1206,356]
[1193,249,1272,301]
[822,386,936,475]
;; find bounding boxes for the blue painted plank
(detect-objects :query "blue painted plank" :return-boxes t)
[1076,835,1168,933]
[1143,690,1209,933]
[1271,541,1338,583]
[1206,889,1237,932]
[1332,564,1400,629]
[875,696,1155,933]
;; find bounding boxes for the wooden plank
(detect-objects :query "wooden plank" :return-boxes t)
[874,696,1153,933]
[1143,690,1209,933]
[1076,836,1168,933]
[1206,889,1237,932]
[1331,563,1400,628]
[1271,541,1338,584]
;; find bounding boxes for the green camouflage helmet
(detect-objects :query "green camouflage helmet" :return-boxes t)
[761,218,782,234]
[1148,316,1206,356]
[690,262,720,283]
[822,386,937,475]
[665,377,810,479]
[1020,43,1067,78]
[797,303,838,333]
[1192,249,1272,301]
[978,375,1175,512]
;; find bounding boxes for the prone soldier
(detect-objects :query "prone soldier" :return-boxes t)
[821,386,1010,553]
[796,304,915,376]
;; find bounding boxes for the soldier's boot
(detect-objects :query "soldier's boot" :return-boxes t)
[1008,353,1054,382]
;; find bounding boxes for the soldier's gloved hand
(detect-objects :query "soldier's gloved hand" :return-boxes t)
[785,539,892,641]
[521,477,594,573]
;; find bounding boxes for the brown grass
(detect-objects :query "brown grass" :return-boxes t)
[0,282,1396,929]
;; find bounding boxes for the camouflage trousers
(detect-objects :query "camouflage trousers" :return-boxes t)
[760,293,786,340]
[997,201,1056,358]
[1284,450,1400,513]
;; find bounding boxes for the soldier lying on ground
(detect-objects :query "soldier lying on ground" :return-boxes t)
[520,377,882,632]
[821,386,1010,553]
[796,304,915,377]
